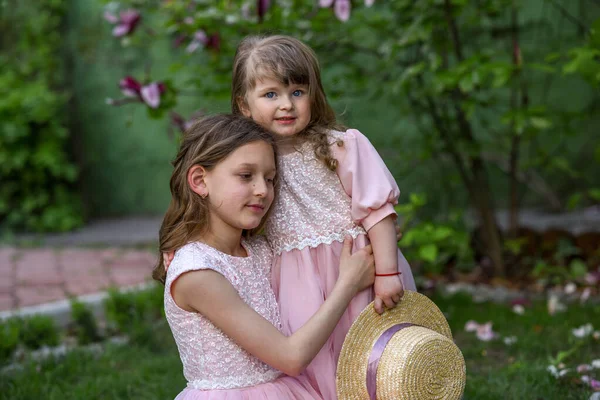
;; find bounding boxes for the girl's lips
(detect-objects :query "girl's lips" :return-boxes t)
[247,205,265,213]
[275,117,296,125]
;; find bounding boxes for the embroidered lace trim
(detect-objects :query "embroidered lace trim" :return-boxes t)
[271,226,366,255]
[187,370,283,390]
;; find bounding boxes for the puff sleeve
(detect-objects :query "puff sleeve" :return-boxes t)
[332,129,400,232]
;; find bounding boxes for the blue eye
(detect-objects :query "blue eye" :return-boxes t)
[265,92,276,99]
[292,90,303,97]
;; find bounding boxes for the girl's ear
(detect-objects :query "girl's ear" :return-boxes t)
[188,165,208,198]
[237,96,252,118]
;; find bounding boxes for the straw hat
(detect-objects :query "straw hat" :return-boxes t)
[336,291,466,400]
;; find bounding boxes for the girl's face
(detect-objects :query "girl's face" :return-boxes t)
[203,141,276,234]
[241,77,311,138]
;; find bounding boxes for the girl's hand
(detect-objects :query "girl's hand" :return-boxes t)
[374,275,404,314]
[395,224,403,242]
[163,251,175,270]
[338,237,375,294]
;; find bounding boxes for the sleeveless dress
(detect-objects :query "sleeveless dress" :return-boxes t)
[266,129,416,399]
[164,238,320,399]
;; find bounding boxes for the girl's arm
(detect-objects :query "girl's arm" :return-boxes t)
[171,238,374,377]
[367,215,405,314]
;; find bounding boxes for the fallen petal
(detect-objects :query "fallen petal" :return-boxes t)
[564,282,577,294]
[512,304,525,315]
[581,287,592,303]
[465,320,479,332]
[578,364,592,373]
[503,336,517,345]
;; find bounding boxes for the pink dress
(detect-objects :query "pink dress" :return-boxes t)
[164,238,321,399]
[266,129,416,399]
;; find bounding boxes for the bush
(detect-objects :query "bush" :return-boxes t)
[104,285,164,335]
[20,315,60,349]
[0,1,83,232]
[70,299,102,345]
[0,318,20,364]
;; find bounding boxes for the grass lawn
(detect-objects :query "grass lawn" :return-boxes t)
[1,291,599,399]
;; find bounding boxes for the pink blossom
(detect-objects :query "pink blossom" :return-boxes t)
[118,76,166,108]
[140,83,164,109]
[334,0,351,22]
[319,0,335,7]
[187,30,209,53]
[105,9,141,37]
[257,0,271,22]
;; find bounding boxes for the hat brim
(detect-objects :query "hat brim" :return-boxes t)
[336,290,453,399]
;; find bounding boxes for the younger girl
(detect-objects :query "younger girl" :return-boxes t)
[231,35,417,399]
[153,114,375,399]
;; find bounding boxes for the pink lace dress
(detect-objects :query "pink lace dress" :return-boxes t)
[164,238,320,399]
[266,129,416,399]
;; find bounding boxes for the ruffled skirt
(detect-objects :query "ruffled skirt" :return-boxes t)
[271,234,416,399]
[174,375,320,399]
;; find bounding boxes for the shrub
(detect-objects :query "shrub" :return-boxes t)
[20,315,60,349]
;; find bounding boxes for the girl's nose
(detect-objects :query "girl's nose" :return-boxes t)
[279,95,293,110]
[253,179,268,197]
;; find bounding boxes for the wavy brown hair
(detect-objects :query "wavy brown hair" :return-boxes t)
[152,114,278,284]
[231,34,345,171]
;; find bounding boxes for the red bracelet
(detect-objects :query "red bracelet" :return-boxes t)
[375,272,402,277]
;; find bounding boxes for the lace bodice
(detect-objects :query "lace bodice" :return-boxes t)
[164,238,283,390]
[266,132,366,255]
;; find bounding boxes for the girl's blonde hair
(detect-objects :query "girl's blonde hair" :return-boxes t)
[152,114,278,284]
[231,34,344,171]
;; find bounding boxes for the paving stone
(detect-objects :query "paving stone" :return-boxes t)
[15,249,62,286]
[0,293,15,311]
[16,285,65,308]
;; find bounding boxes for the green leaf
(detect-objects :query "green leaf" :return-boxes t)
[418,244,439,263]
[569,259,587,279]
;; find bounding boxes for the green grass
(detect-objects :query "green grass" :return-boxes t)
[432,292,600,399]
[1,292,599,399]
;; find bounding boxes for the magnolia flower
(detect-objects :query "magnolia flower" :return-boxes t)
[187,30,208,53]
[104,9,141,37]
[118,76,166,109]
[319,0,351,22]
[257,0,271,22]
[512,304,525,315]
[572,324,594,338]
[503,336,517,345]
[334,0,351,21]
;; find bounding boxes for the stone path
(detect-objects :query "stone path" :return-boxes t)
[0,246,157,312]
